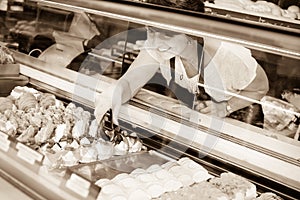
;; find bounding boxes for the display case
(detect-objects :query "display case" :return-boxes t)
[0,0,299,199]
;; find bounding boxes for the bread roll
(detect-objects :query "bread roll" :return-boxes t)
[271,7,282,16]
[287,5,300,13]
[256,192,284,200]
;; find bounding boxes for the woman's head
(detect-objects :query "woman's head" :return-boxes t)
[146,26,192,59]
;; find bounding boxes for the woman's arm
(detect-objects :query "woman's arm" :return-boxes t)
[94,48,160,124]
[197,64,269,117]
[227,64,269,113]
[117,49,161,103]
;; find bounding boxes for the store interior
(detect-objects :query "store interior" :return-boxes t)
[0,0,299,199]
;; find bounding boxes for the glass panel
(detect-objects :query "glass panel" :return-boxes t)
[252,50,300,140]
[66,13,131,79]
[117,22,300,145]
[1,2,299,145]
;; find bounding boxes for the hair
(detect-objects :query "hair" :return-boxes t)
[145,0,204,12]
[146,26,204,46]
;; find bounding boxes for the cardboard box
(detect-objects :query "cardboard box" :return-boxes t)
[0,63,20,76]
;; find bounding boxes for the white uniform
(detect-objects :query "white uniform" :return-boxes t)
[142,30,200,94]
[204,41,258,102]
[142,30,259,102]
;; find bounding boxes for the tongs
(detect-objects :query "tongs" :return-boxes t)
[101,109,130,143]
[101,109,121,142]
[101,109,143,152]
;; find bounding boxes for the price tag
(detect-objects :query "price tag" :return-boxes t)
[16,143,43,165]
[0,131,10,152]
[66,174,91,198]
[38,166,62,186]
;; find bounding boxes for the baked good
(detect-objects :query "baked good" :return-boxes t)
[61,151,78,166]
[209,172,257,200]
[72,119,89,139]
[53,124,66,143]
[34,120,55,144]
[3,86,144,169]
[161,161,178,170]
[156,181,229,200]
[16,92,38,112]
[39,93,56,109]
[256,192,284,200]
[88,119,99,137]
[80,137,90,145]
[168,165,194,187]
[177,157,210,183]
[153,168,183,192]
[16,125,35,142]
[130,168,147,177]
[287,5,300,13]
[97,183,128,200]
[94,139,114,160]
[0,97,14,113]
[79,146,98,163]
[95,178,110,187]
[146,164,162,173]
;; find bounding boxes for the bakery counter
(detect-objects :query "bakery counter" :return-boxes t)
[0,1,299,198]
[0,84,144,200]
[0,81,299,199]
[0,131,98,200]
[1,51,298,199]
[116,101,300,199]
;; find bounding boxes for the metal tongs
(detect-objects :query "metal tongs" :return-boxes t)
[101,109,122,143]
[100,109,144,154]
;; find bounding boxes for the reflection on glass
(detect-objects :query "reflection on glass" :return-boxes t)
[112,24,300,144]
[1,2,299,145]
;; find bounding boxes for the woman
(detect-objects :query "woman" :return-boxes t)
[94,27,269,127]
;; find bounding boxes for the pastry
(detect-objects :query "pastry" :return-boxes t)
[256,192,284,200]
[0,97,14,113]
[88,119,99,137]
[156,181,229,200]
[209,172,257,200]
[39,93,56,109]
[72,119,89,140]
[152,168,183,192]
[53,124,66,143]
[34,120,55,144]
[3,86,144,169]
[168,165,194,187]
[98,183,128,200]
[135,173,164,198]
[177,157,210,183]
[17,125,35,143]
[16,92,38,112]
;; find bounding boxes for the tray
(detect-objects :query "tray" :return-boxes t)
[68,150,173,183]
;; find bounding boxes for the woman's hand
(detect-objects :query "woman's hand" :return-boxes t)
[94,83,122,125]
[195,100,228,118]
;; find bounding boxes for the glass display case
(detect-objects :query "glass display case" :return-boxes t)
[0,0,299,199]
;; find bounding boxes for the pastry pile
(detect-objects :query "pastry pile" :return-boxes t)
[0,86,143,168]
[95,157,211,200]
